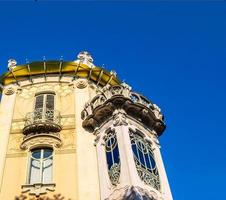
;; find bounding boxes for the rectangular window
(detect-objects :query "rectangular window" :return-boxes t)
[34,93,55,122]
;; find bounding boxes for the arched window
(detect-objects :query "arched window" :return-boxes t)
[129,130,160,191]
[34,92,55,122]
[104,130,120,185]
[28,148,53,184]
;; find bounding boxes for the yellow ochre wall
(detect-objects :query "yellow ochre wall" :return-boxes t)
[0,80,100,200]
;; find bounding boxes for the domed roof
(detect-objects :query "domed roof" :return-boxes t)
[0,58,120,87]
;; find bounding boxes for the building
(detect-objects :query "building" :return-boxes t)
[0,52,173,200]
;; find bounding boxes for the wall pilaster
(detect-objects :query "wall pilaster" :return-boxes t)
[73,79,100,200]
[0,85,17,191]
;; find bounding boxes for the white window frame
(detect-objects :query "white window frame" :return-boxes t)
[34,91,55,111]
[27,147,54,185]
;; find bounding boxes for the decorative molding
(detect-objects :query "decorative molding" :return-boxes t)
[4,87,15,95]
[18,83,73,99]
[81,84,165,135]
[75,79,88,89]
[21,183,55,197]
[93,128,101,146]
[55,148,76,154]
[6,152,27,158]
[60,130,76,150]
[106,186,161,200]
[153,104,163,120]
[113,109,128,126]
[15,193,71,200]
[20,133,62,150]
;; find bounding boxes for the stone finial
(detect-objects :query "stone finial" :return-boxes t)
[8,59,17,71]
[75,51,94,68]
[110,70,117,76]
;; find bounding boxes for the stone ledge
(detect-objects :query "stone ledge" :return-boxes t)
[21,183,56,197]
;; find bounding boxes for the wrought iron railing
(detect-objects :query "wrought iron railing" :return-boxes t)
[23,108,61,135]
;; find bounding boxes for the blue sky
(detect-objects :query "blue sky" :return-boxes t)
[0,1,225,199]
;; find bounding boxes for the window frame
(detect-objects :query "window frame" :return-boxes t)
[104,128,121,186]
[129,128,161,191]
[26,147,54,185]
[33,92,56,122]
[34,92,55,110]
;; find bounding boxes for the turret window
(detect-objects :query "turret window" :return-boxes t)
[28,148,53,184]
[104,130,120,185]
[129,130,160,191]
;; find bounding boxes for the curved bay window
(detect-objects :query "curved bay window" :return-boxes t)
[104,130,120,186]
[28,148,53,184]
[129,130,160,191]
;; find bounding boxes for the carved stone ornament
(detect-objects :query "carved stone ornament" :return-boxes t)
[4,87,15,95]
[75,79,88,89]
[82,84,165,136]
[21,183,55,197]
[20,133,62,150]
[106,186,161,200]
[153,104,163,120]
[18,83,73,99]
[15,193,70,200]
[113,110,128,126]
[93,128,101,146]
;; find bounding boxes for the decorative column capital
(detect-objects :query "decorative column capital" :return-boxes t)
[113,109,128,126]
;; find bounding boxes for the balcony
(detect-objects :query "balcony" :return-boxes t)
[81,84,166,136]
[23,108,62,135]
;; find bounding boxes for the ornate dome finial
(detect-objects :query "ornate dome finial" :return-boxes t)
[7,59,17,71]
[75,51,94,68]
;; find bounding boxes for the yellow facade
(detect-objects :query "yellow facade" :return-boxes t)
[0,52,173,200]
[0,80,100,200]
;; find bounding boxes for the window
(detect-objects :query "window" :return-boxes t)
[129,130,160,191]
[34,92,55,122]
[28,148,53,184]
[104,130,120,185]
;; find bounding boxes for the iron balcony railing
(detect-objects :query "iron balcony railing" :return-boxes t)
[23,108,62,135]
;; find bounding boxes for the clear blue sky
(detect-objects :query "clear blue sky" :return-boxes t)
[0,1,225,200]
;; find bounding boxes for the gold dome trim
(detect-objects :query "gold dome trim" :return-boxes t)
[0,61,120,87]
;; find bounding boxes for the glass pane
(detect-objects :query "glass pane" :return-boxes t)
[148,152,156,169]
[46,94,54,110]
[43,158,53,184]
[129,130,160,191]
[138,147,145,166]
[145,153,151,169]
[32,150,41,159]
[113,145,120,164]
[43,149,53,159]
[105,131,120,185]
[35,95,44,109]
[29,158,41,184]
[106,152,113,170]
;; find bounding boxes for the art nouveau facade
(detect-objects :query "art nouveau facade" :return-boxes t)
[0,52,173,200]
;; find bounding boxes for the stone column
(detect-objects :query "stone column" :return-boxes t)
[114,118,140,186]
[0,85,17,191]
[95,128,110,200]
[153,140,173,200]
